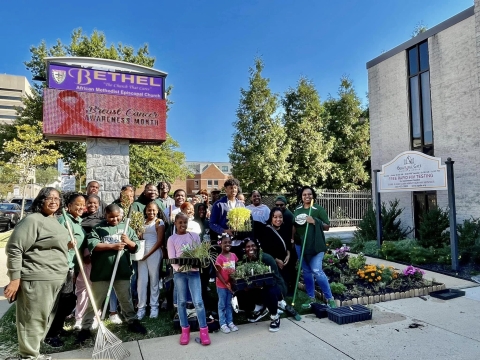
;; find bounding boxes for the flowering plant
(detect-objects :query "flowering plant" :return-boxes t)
[402,265,425,280]
[333,245,350,259]
[357,264,398,283]
[227,208,252,232]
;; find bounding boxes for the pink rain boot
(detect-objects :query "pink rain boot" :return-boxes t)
[199,327,211,346]
[180,326,190,345]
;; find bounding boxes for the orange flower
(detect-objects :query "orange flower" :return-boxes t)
[369,279,373,282]
[377,276,381,280]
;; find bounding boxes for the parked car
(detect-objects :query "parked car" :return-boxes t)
[10,198,34,213]
[0,203,22,227]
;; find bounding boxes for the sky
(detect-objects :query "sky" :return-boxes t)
[0,0,473,162]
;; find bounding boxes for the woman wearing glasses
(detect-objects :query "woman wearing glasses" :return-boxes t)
[4,187,69,360]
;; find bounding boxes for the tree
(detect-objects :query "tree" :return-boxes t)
[0,166,16,200]
[35,166,60,187]
[0,29,189,186]
[282,77,334,190]
[323,77,370,190]
[229,58,291,193]
[129,134,191,188]
[3,121,61,216]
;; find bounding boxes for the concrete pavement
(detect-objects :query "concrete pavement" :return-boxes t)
[54,285,480,360]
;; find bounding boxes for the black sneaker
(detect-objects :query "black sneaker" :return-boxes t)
[269,314,280,332]
[44,336,64,348]
[128,319,147,334]
[248,307,269,323]
[75,329,91,345]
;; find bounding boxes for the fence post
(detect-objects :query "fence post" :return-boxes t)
[445,158,459,271]
[373,170,382,247]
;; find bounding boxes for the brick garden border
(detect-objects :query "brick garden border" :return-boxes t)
[298,282,447,307]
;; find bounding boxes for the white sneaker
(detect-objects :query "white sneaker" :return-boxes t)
[73,319,82,330]
[228,323,239,332]
[220,324,231,334]
[209,278,215,283]
[109,313,123,324]
[91,317,99,330]
[150,308,159,319]
[136,308,146,320]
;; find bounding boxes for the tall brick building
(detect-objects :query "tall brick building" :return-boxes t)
[367,2,480,232]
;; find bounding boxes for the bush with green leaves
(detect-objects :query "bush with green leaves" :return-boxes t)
[326,237,343,250]
[457,217,480,249]
[417,207,449,248]
[363,240,380,257]
[353,199,413,243]
[348,253,367,271]
[330,282,347,295]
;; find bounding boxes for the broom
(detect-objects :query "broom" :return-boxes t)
[100,206,133,321]
[62,209,130,360]
[291,199,314,307]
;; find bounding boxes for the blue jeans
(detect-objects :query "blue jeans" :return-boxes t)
[217,287,233,326]
[110,289,118,312]
[295,245,333,300]
[174,271,207,328]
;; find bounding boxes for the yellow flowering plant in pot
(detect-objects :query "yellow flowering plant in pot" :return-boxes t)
[227,207,252,233]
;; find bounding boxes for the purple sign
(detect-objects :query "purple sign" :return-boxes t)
[48,63,164,99]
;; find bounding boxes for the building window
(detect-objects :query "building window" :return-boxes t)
[407,41,433,156]
[0,95,22,101]
[194,180,199,188]
[222,166,228,172]
[207,180,212,187]
[214,180,218,186]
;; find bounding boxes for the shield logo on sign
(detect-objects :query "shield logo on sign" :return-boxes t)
[52,69,66,84]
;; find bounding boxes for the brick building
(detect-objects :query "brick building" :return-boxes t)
[367,3,480,232]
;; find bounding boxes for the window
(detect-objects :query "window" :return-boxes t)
[0,95,22,101]
[207,180,212,187]
[214,180,218,186]
[222,166,228,172]
[407,41,433,155]
[413,191,437,238]
[194,180,199,188]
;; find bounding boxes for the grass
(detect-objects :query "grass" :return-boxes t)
[0,283,313,358]
[0,230,12,248]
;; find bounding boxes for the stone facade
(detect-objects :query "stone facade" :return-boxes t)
[367,3,480,232]
[86,138,129,204]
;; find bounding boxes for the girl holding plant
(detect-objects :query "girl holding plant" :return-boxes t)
[136,202,165,320]
[167,213,211,346]
[215,234,239,334]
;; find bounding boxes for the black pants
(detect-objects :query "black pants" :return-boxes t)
[236,285,281,315]
[46,291,77,338]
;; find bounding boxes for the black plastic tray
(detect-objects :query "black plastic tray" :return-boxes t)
[429,289,465,300]
[233,274,275,291]
[327,304,372,325]
[311,303,328,319]
[165,258,201,266]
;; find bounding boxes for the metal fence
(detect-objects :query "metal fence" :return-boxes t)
[245,189,372,228]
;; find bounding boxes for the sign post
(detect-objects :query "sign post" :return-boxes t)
[445,158,459,271]
[373,169,382,248]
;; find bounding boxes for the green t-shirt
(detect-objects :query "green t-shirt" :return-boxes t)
[6,213,69,281]
[293,205,329,245]
[58,213,87,269]
[88,220,139,282]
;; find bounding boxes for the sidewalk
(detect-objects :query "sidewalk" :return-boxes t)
[0,250,12,318]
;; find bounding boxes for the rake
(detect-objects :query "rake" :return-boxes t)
[62,209,130,360]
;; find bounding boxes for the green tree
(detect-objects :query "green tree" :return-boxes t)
[130,134,191,188]
[35,166,60,187]
[282,77,333,190]
[229,58,291,193]
[0,166,16,200]
[0,28,189,186]
[323,77,370,190]
[3,122,61,216]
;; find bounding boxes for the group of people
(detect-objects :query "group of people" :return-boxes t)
[4,178,336,359]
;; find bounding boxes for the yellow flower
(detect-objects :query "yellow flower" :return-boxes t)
[377,276,381,280]
[369,279,373,282]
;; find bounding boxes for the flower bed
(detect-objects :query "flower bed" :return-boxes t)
[301,250,444,306]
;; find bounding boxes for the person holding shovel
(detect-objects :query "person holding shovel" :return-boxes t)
[292,186,336,309]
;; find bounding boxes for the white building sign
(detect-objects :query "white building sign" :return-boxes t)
[379,151,447,192]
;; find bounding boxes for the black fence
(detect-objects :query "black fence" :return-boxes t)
[244,189,372,228]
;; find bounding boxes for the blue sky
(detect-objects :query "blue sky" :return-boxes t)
[0,0,473,162]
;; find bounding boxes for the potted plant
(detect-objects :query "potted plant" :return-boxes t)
[166,241,217,272]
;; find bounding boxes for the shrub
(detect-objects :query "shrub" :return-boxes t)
[330,282,347,295]
[458,217,480,249]
[326,237,343,250]
[417,207,449,248]
[408,246,436,264]
[363,240,380,257]
[348,253,367,271]
[379,239,417,262]
[402,265,425,280]
[350,238,366,253]
[353,199,413,243]
[472,245,480,265]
